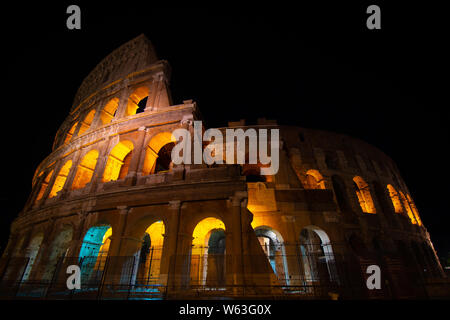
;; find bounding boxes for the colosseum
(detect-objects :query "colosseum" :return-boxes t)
[0,34,447,300]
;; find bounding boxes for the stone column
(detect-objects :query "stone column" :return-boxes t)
[89,137,112,192]
[161,200,181,289]
[60,148,83,198]
[281,215,303,286]
[230,192,246,291]
[124,126,147,184]
[114,82,130,119]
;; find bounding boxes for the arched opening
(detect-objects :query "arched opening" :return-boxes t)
[126,87,149,116]
[190,217,226,287]
[254,226,289,285]
[21,233,44,282]
[35,170,54,202]
[142,132,177,175]
[102,141,134,182]
[49,160,72,198]
[41,225,73,281]
[72,150,99,190]
[399,191,417,224]
[78,109,96,135]
[407,194,423,226]
[79,225,112,284]
[135,221,165,286]
[387,184,403,213]
[242,164,267,182]
[64,122,78,144]
[100,98,119,125]
[299,226,339,284]
[353,176,376,213]
[304,169,326,189]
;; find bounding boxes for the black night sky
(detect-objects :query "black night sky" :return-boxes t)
[1,3,448,265]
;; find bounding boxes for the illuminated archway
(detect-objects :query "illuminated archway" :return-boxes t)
[78,109,96,135]
[191,217,226,287]
[399,191,418,224]
[353,176,376,213]
[142,132,177,175]
[35,170,54,202]
[72,150,99,190]
[100,97,119,125]
[254,226,289,285]
[299,226,339,284]
[126,87,149,116]
[49,160,72,198]
[79,225,112,283]
[136,221,165,285]
[407,194,422,226]
[305,169,326,189]
[64,122,78,144]
[103,141,134,182]
[387,184,403,213]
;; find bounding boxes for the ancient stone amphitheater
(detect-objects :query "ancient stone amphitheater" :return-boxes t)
[0,34,446,300]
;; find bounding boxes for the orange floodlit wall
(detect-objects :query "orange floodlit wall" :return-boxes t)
[35,170,54,202]
[72,150,99,190]
[387,184,403,213]
[49,160,72,198]
[103,141,134,182]
[78,110,96,135]
[100,98,119,125]
[126,87,149,116]
[142,132,176,175]
[399,191,417,224]
[141,221,165,282]
[407,194,423,226]
[353,176,376,214]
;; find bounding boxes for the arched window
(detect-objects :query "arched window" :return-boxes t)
[126,87,149,116]
[254,226,289,285]
[64,122,78,144]
[387,184,403,213]
[79,225,111,283]
[399,191,418,224]
[21,232,44,282]
[135,221,165,285]
[103,141,134,182]
[191,217,226,287]
[304,169,326,189]
[42,225,73,281]
[72,150,99,190]
[353,176,376,213]
[407,194,423,226]
[78,109,96,135]
[35,170,54,202]
[142,132,177,175]
[100,98,119,125]
[49,160,72,198]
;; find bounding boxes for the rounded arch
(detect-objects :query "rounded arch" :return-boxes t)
[49,160,72,198]
[399,191,417,224]
[78,109,96,135]
[305,169,326,189]
[387,184,403,213]
[126,86,149,116]
[35,170,54,202]
[100,97,119,124]
[407,194,423,226]
[103,140,134,182]
[22,232,45,282]
[72,149,99,190]
[142,132,177,175]
[353,176,376,213]
[64,122,78,144]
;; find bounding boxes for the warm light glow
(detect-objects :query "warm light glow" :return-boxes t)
[304,169,326,189]
[399,191,417,224]
[78,109,96,135]
[49,160,72,198]
[103,141,134,182]
[126,87,149,116]
[142,132,176,175]
[407,194,423,226]
[192,217,225,248]
[353,176,376,213]
[72,150,99,190]
[35,170,53,202]
[100,98,119,125]
[64,122,78,144]
[387,184,403,213]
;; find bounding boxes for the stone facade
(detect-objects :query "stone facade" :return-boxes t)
[0,34,446,299]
